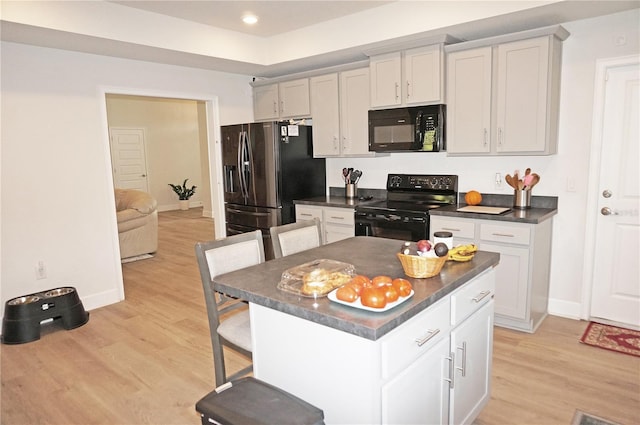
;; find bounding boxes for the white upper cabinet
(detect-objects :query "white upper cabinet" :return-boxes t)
[446,47,493,154]
[310,67,373,157]
[253,78,310,121]
[253,83,279,121]
[445,26,568,156]
[370,44,444,108]
[279,78,310,119]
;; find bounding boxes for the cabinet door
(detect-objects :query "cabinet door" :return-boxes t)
[340,68,370,156]
[382,337,450,425]
[310,74,341,156]
[370,52,402,108]
[279,78,310,119]
[253,83,279,121]
[495,37,550,153]
[405,45,442,104]
[449,300,494,425]
[446,47,492,154]
[481,242,530,321]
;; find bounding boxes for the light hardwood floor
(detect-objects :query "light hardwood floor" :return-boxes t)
[1,208,639,425]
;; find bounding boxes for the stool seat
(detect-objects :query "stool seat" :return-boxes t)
[196,377,324,425]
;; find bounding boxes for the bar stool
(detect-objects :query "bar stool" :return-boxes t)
[196,377,325,425]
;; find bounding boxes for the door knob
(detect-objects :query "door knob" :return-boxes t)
[602,189,612,198]
[601,207,618,216]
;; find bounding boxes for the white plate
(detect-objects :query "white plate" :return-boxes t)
[327,289,414,312]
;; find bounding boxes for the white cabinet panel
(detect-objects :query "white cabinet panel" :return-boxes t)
[446,31,564,155]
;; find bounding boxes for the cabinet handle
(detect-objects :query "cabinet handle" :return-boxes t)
[492,232,514,238]
[414,328,440,347]
[273,101,277,114]
[395,82,399,101]
[329,216,344,220]
[441,227,461,232]
[498,127,503,146]
[299,213,313,217]
[406,81,410,99]
[445,352,455,389]
[333,136,338,151]
[472,290,491,303]
[456,342,467,377]
[280,100,285,114]
[483,128,488,147]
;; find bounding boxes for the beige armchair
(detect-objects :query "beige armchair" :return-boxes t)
[114,189,158,259]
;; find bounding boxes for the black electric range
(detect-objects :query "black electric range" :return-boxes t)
[355,174,458,241]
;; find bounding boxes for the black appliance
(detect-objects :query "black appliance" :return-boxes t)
[222,122,326,259]
[368,105,446,153]
[355,174,458,241]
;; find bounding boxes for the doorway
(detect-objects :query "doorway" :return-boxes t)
[105,94,213,217]
[583,55,640,329]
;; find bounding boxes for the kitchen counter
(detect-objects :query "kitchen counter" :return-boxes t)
[213,236,499,340]
[430,193,558,224]
[213,236,498,424]
[294,187,386,209]
[431,204,557,224]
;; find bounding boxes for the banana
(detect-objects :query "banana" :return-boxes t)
[448,244,478,261]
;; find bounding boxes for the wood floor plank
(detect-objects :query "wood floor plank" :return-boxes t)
[1,208,638,424]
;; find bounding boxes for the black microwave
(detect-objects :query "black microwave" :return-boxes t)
[368,105,445,153]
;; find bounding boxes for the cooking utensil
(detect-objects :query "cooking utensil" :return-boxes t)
[528,173,540,189]
[342,168,349,184]
[523,173,534,188]
[505,174,516,189]
[525,167,531,176]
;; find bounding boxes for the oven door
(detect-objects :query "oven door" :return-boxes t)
[354,210,428,241]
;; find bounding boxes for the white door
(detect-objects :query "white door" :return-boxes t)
[109,127,149,192]
[590,57,640,328]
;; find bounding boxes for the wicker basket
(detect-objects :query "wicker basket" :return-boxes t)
[396,253,447,278]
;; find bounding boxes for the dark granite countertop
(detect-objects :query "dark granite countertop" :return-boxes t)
[430,204,557,224]
[213,236,500,341]
[294,187,386,209]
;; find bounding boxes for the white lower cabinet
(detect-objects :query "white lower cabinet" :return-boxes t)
[431,215,553,332]
[382,269,495,425]
[252,268,495,424]
[295,204,354,244]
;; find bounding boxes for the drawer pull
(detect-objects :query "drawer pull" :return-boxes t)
[299,213,313,217]
[442,227,461,232]
[492,232,515,237]
[329,216,344,220]
[472,290,491,303]
[415,328,440,347]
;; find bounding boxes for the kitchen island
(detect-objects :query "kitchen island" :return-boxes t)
[213,236,499,424]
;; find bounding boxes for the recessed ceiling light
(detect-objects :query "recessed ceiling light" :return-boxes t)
[242,14,258,25]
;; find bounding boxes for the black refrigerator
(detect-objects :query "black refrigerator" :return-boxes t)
[221,121,326,259]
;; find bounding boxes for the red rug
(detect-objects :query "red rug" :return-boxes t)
[580,321,640,358]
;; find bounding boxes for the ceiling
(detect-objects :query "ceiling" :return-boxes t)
[2,1,639,78]
[110,1,394,37]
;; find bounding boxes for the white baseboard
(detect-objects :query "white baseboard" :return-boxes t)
[548,298,582,320]
[81,287,124,312]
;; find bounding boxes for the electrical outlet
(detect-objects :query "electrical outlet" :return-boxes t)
[35,261,46,280]
[495,173,503,189]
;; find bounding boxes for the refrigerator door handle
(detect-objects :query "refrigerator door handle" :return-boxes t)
[238,131,248,200]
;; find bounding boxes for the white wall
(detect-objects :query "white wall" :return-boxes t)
[326,9,639,319]
[0,42,254,318]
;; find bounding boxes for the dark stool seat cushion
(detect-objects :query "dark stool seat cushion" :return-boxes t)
[196,377,324,425]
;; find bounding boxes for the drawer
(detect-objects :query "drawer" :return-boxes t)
[451,268,495,326]
[381,297,451,379]
[324,207,354,226]
[430,217,475,240]
[295,205,322,222]
[480,222,530,245]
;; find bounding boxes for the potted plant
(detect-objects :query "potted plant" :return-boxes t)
[168,179,197,210]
